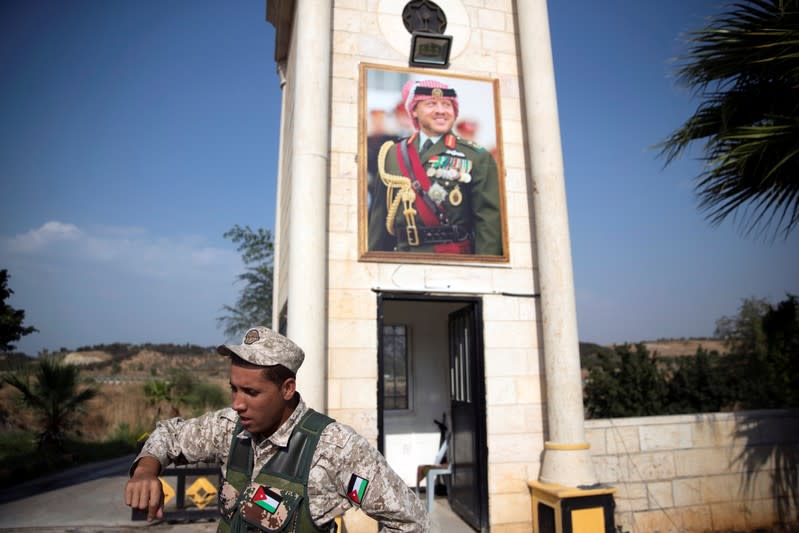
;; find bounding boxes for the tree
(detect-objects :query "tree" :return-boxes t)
[217,225,274,339]
[658,0,799,239]
[715,295,799,409]
[715,297,770,356]
[584,343,668,418]
[1,269,38,352]
[2,357,98,450]
[143,369,227,427]
[761,294,799,406]
[665,348,731,414]
[143,378,174,424]
[583,295,799,418]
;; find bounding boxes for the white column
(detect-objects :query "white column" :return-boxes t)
[517,0,598,487]
[285,0,331,412]
[272,62,287,328]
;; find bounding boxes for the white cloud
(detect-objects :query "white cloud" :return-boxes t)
[2,221,241,280]
[191,247,234,266]
[1,221,246,354]
[7,221,82,252]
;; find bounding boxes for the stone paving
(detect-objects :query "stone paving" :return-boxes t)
[0,456,469,532]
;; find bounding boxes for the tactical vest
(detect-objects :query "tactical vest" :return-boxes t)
[217,409,335,533]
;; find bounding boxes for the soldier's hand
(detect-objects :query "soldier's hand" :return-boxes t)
[125,456,164,521]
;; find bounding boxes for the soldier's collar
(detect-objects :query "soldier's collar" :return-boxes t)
[410,132,456,149]
[419,132,442,148]
[264,396,307,448]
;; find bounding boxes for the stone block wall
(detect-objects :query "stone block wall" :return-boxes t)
[324,1,545,531]
[585,409,799,532]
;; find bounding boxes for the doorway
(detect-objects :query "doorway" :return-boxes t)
[377,293,489,532]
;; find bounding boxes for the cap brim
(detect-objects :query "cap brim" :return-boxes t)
[217,344,237,358]
[216,343,283,368]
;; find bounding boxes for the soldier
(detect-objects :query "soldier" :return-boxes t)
[368,79,503,255]
[124,326,429,532]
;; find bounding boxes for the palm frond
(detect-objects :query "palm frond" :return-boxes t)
[658,0,799,239]
[2,358,98,448]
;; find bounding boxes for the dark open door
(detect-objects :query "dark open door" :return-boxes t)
[448,305,488,532]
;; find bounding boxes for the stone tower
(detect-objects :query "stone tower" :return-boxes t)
[265,1,612,531]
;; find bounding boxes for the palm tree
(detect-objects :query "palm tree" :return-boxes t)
[2,357,98,450]
[658,0,799,240]
[143,378,175,424]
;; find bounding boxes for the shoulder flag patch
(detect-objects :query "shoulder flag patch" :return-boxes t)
[347,474,369,505]
[252,485,282,514]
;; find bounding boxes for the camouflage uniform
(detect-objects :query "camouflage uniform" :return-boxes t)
[368,133,502,255]
[133,396,429,532]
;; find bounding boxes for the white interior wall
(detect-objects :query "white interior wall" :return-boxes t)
[382,300,465,484]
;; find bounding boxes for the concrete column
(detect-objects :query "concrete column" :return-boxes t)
[272,62,287,328]
[517,0,598,487]
[285,0,331,412]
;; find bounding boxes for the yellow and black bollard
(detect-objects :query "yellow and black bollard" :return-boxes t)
[529,481,616,533]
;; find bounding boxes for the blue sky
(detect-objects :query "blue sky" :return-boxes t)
[1,1,796,355]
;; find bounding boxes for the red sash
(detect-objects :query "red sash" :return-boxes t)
[395,140,472,254]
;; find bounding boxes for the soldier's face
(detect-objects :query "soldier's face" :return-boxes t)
[229,364,295,437]
[413,98,455,137]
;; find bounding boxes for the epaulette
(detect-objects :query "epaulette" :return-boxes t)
[456,135,487,153]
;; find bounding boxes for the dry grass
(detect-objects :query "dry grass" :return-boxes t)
[1,348,231,442]
[83,383,154,440]
[638,338,728,357]
[0,350,230,486]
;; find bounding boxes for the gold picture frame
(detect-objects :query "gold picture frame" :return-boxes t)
[358,63,509,264]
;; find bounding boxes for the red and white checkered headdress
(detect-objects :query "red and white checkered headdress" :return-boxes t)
[401,79,459,130]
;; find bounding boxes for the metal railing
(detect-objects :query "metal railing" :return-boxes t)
[131,464,221,522]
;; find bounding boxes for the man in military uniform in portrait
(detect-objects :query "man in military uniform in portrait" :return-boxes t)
[125,326,428,532]
[368,79,503,256]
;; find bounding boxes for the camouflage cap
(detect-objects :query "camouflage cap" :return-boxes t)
[217,327,304,373]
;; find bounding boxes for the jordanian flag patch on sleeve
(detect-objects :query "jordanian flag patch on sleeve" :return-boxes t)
[252,485,282,514]
[347,474,369,505]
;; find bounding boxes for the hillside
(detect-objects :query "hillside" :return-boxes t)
[580,338,727,361]
[77,346,230,379]
[7,338,729,375]
[579,338,728,371]
[636,338,728,357]
[2,343,230,378]
[0,344,231,442]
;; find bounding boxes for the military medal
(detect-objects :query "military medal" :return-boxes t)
[459,159,473,183]
[429,182,447,205]
[449,185,462,206]
[426,156,440,178]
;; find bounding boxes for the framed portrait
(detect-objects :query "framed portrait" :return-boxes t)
[358,63,509,264]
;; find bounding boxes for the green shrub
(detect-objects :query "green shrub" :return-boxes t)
[184,381,227,415]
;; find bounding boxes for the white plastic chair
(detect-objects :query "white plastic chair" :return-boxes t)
[415,438,451,512]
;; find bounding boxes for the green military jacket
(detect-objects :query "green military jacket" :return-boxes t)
[368,132,503,256]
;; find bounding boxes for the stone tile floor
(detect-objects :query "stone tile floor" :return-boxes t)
[429,495,473,532]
